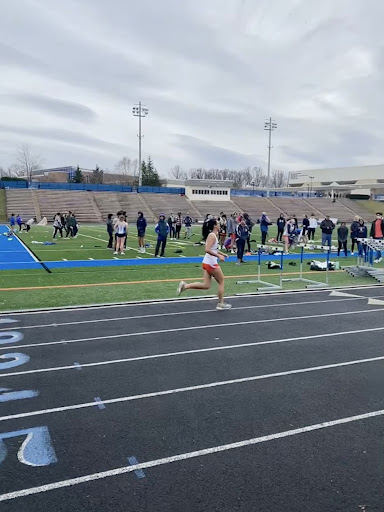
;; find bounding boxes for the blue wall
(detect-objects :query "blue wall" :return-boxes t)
[0,181,186,194]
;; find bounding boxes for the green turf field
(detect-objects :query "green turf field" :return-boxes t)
[0,222,379,311]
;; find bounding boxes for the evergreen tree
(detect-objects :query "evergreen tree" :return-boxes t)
[71,166,84,183]
[142,156,161,186]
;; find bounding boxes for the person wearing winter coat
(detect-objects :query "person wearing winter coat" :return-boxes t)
[259,212,271,245]
[276,214,286,242]
[137,211,147,253]
[243,213,254,252]
[337,223,348,257]
[183,213,193,239]
[350,216,360,255]
[357,219,368,258]
[155,214,169,257]
[168,213,176,239]
[235,220,249,264]
[320,216,335,247]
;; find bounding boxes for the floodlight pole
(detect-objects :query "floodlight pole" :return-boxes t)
[264,117,277,197]
[132,102,149,187]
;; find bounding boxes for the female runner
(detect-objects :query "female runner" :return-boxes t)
[177,218,231,310]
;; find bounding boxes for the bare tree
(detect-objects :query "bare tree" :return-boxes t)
[114,156,139,185]
[170,165,186,180]
[11,144,43,183]
[271,169,287,188]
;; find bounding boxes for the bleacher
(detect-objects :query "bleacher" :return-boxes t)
[144,194,192,218]
[36,190,101,223]
[231,197,280,221]
[190,200,238,218]
[4,189,375,225]
[116,193,155,223]
[268,197,311,217]
[337,198,371,221]
[5,189,37,221]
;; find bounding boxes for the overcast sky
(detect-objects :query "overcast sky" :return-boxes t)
[1,0,383,175]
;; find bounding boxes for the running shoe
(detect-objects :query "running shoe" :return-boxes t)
[120,252,125,255]
[113,251,118,255]
[177,281,186,296]
[216,302,232,310]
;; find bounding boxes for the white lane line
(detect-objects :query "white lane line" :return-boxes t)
[1,285,381,316]
[1,353,384,423]
[0,296,376,331]
[78,233,155,256]
[1,407,384,501]
[3,324,384,378]
[1,308,383,351]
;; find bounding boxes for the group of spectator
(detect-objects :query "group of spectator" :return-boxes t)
[8,213,36,233]
[52,212,78,239]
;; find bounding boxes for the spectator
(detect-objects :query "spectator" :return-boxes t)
[168,213,176,240]
[243,213,254,252]
[337,222,348,257]
[107,214,114,249]
[259,212,271,245]
[283,218,296,254]
[308,214,317,241]
[357,219,368,258]
[114,214,128,255]
[276,213,285,242]
[175,212,182,239]
[16,214,23,231]
[235,219,249,264]
[65,211,73,238]
[71,213,78,238]
[302,215,309,241]
[53,213,63,238]
[320,215,335,247]
[183,212,193,239]
[350,216,360,255]
[370,212,384,263]
[24,217,36,232]
[202,214,212,241]
[218,214,227,249]
[137,211,147,253]
[227,213,238,253]
[9,213,15,233]
[155,214,169,257]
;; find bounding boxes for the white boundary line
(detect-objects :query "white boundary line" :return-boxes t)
[3,324,384,378]
[1,308,383,351]
[0,284,383,316]
[0,295,379,331]
[1,407,383,501]
[2,353,384,423]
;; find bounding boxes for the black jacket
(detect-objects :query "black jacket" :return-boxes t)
[320,219,335,234]
[277,218,285,230]
[370,219,384,238]
[337,226,348,242]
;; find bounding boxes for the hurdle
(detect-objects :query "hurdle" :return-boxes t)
[282,244,330,288]
[236,247,282,291]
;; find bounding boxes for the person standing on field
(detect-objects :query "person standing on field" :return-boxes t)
[137,211,147,253]
[183,212,193,239]
[155,214,169,257]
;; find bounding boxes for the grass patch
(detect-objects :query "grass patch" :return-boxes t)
[1,222,380,311]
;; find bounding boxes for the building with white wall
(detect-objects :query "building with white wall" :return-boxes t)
[167,179,233,201]
[288,164,384,198]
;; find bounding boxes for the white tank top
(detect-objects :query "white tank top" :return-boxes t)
[117,222,127,235]
[202,234,218,266]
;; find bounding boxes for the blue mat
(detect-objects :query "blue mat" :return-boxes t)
[0,225,40,268]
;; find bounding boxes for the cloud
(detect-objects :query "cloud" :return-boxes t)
[0,0,383,175]
[0,94,96,122]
